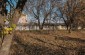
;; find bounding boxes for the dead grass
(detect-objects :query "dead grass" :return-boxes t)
[9,30,85,55]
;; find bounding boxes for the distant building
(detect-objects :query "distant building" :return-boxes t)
[56,23,67,30]
[15,14,29,30]
[18,14,28,25]
[15,14,83,30]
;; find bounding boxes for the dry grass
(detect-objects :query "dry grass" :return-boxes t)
[9,30,85,55]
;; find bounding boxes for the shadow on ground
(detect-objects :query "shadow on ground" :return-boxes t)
[9,34,85,55]
[9,35,66,55]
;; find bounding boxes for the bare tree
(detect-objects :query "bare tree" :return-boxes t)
[25,0,58,30]
[0,0,27,47]
[57,0,85,32]
[10,0,27,25]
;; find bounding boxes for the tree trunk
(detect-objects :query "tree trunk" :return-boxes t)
[68,25,71,33]
[0,15,5,25]
[12,10,21,24]
[40,18,46,30]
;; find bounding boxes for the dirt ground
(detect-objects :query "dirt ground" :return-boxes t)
[9,30,85,55]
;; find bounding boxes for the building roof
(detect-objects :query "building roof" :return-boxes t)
[18,14,28,25]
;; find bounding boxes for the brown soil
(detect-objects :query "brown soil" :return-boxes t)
[9,30,85,55]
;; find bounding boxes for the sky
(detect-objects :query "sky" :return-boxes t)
[6,0,66,13]
[6,0,18,12]
[6,0,67,23]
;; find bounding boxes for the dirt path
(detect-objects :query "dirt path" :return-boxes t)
[0,34,13,55]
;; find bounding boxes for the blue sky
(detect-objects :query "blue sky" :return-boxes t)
[6,0,66,13]
[6,0,18,12]
[6,0,66,23]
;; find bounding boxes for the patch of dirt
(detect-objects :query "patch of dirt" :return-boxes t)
[9,30,85,55]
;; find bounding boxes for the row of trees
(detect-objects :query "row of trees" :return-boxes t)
[0,0,84,51]
[60,0,85,32]
[0,0,85,32]
[24,0,85,32]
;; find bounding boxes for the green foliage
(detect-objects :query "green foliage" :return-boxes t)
[11,24,16,29]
